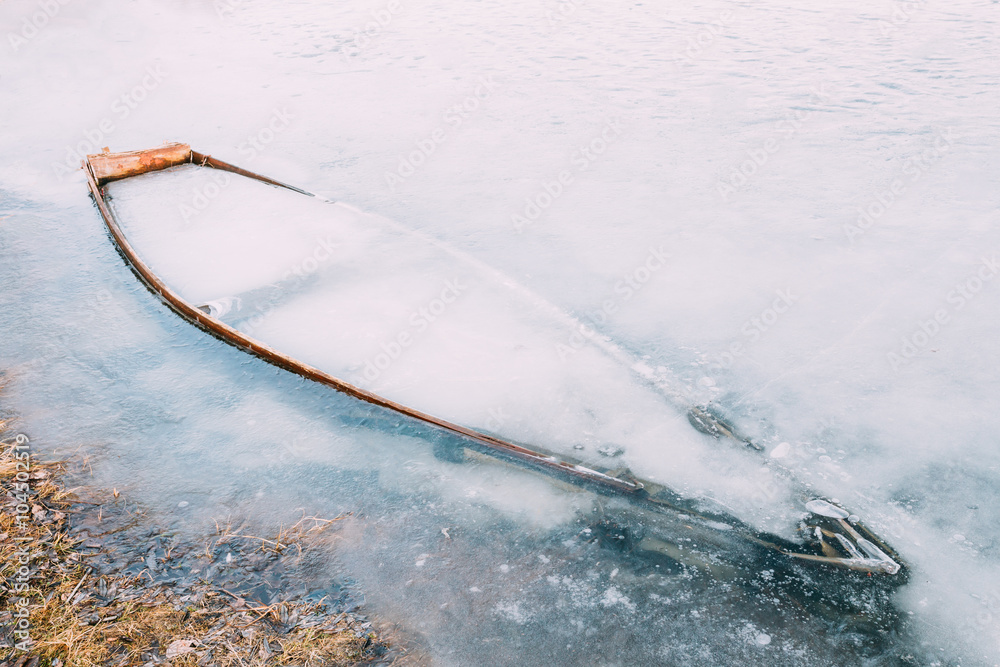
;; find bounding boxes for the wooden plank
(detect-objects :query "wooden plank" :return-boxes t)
[191,151,315,196]
[86,142,192,185]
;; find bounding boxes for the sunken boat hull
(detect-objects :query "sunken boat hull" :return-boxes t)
[84,144,907,635]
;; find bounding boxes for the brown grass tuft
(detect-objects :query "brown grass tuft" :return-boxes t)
[1,421,388,666]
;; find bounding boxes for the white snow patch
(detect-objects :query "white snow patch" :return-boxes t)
[600,586,636,612]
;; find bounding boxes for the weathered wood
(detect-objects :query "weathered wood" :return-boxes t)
[86,143,192,185]
[191,151,314,196]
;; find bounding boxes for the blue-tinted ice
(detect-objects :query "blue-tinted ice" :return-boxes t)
[2,0,1000,663]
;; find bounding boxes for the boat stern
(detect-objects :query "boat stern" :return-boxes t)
[85,142,192,186]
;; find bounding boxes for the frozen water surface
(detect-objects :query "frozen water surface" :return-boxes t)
[107,163,802,536]
[2,0,1000,664]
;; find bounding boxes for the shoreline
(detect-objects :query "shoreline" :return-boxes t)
[0,409,411,666]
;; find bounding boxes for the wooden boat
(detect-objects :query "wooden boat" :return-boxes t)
[83,143,906,629]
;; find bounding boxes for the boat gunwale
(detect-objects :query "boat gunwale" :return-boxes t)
[82,145,647,496]
[82,144,905,578]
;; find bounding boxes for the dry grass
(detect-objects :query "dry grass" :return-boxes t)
[212,512,346,558]
[26,581,375,666]
[0,419,388,667]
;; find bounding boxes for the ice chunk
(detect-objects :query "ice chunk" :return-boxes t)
[804,499,850,519]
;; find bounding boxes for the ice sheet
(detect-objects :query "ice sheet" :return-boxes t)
[107,164,801,535]
[2,0,1000,662]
